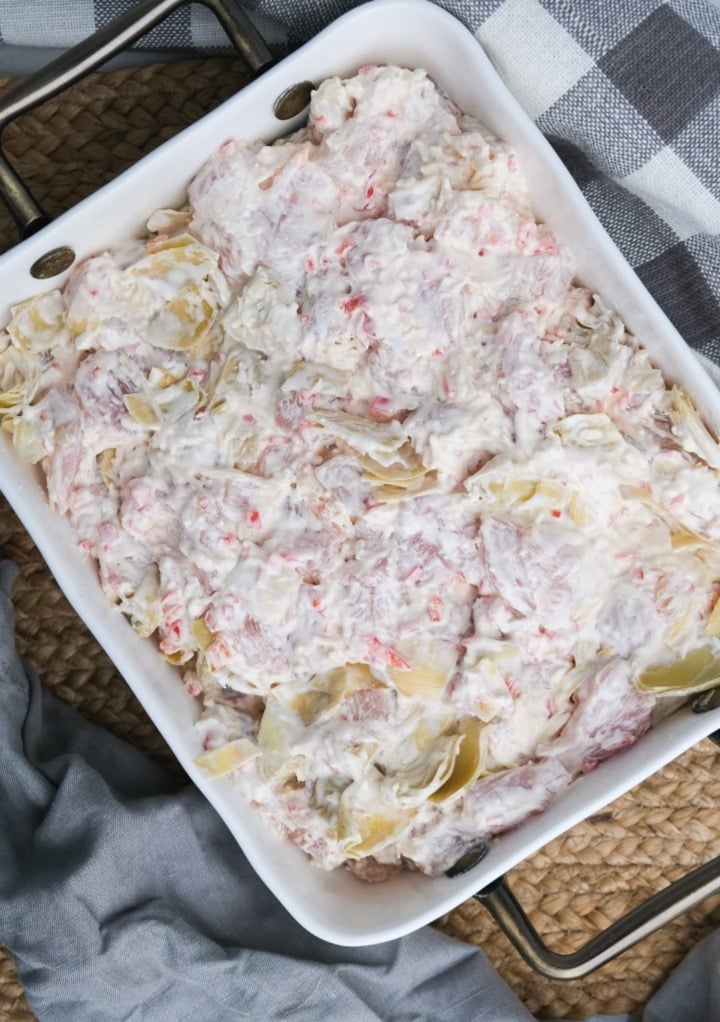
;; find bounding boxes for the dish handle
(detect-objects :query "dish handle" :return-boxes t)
[0,0,273,242]
[450,727,720,979]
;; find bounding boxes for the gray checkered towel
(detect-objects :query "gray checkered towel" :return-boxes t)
[0,0,718,366]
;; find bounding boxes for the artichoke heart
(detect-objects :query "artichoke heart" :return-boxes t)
[637,646,720,695]
[390,640,457,699]
[382,733,464,808]
[466,463,583,520]
[552,413,622,447]
[257,695,305,781]
[487,475,537,504]
[11,419,45,464]
[191,617,215,651]
[139,232,217,269]
[306,409,411,467]
[0,346,40,414]
[362,452,437,502]
[128,235,225,351]
[124,392,159,425]
[337,781,413,857]
[669,386,720,470]
[7,291,69,352]
[430,717,485,803]
[99,448,117,486]
[293,662,378,726]
[341,811,414,858]
[390,661,448,698]
[360,450,426,485]
[706,599,720,638]
[155,378,204,422]
[116,568,160,637]
[147,287,215,351]
[194,738,260,778]
[620,484,709,548]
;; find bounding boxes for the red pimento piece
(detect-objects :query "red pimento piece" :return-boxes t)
[335,238,355,258]
[183,672,203,698]
[206,637,232,670]
[505,674,521,698]
[167,620,182,641]
[443,376,456,400]
[369,396,394,421]
[367,636,410,671]
[550,509,562,518]
[361,311,376,338]
[516,221,534,251]
[341,294,364,315]
[427,595,443,623]
[246,509,261,527]
[610,385,629,405]
[98,522,118,546]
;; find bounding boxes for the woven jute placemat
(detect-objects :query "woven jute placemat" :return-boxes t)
[2,57,720,1022]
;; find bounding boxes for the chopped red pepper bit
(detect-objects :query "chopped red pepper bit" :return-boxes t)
[341,294,364,314]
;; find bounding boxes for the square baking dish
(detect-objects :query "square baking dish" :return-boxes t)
[2,0,720,947]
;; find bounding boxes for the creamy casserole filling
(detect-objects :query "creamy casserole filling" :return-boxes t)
[3,66,720,879]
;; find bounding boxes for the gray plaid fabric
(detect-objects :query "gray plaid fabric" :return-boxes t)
[0,0,718,359]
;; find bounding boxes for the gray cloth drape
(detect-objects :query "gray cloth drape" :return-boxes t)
[0,561,535,1022]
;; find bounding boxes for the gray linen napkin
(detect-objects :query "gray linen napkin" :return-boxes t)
[0,561,536,1022]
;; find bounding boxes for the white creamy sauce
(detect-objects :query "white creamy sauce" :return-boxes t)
[4,66,720,879]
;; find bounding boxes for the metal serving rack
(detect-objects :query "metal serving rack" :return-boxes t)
[0,0,273,249]
[447,692,720,979]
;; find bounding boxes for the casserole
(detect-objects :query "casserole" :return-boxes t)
[2,0,720,947]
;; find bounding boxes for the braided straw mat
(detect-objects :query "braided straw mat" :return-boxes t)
[1,57,720,1022]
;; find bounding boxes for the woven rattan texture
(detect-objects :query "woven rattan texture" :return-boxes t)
[2,58,720,1022]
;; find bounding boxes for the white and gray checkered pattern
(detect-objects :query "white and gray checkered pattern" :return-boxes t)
[1,0,718,358]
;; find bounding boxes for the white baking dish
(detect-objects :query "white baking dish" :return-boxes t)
[2,0,720,947]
